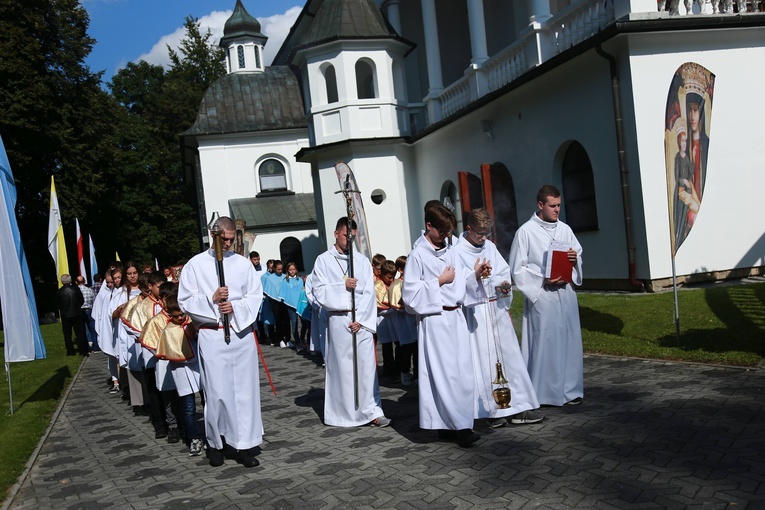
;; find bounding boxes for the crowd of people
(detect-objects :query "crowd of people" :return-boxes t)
[59,185,584,467]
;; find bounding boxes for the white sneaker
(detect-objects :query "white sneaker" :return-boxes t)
[109,382,120,394]
[371,416,392,427]
[279,341,288,348]
[400,373,412,386]
[189,439,204,456]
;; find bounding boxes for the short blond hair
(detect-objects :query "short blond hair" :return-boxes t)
[469,208,493,230]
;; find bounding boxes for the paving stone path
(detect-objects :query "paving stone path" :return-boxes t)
[5,348,764,509]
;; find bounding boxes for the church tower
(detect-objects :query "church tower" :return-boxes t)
[289,0,414,145]
[220,0,268,74]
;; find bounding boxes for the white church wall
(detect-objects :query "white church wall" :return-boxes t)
[628,29,765,280]
[195,129,321,272]
[314,149,414,261]
[410,51,631,280]
[197,129,313,218]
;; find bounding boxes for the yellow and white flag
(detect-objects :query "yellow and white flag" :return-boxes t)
[47,176,69,287]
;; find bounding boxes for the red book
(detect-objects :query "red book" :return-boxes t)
[549,250,573,283]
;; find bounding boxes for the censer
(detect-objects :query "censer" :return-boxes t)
[482,277,512,409]
[492,362,511,409]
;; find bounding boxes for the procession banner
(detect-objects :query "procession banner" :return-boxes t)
[47,176,69,286]
[1,135,46,361]
[334,162,372,259]
[76,218,87,283]
[664,62,715,256]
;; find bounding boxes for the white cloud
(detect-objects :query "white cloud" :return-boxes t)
[135,6,301,70]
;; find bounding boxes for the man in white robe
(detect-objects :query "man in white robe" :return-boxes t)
[403,204,489,447]
[455,208,542,427]
[508,185,584,407]
[177,216,264,468]
[311,217,389,428]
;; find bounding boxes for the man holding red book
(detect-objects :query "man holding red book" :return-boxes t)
[508,185,584,407]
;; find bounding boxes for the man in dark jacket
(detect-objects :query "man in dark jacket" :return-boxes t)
[56,274,89,356]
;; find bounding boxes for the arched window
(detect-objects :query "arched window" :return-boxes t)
[237,46,245,69]
[561,141,598,232]
[355,59,377,99]
[324,64,338,104]
[258,158,287,192]
[280,237,304,272]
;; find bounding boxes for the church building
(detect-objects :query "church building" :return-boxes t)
[182,0,765,288]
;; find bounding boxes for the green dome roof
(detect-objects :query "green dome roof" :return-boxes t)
[220,0,267,47]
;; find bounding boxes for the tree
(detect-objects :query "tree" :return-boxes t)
[0,0,119,312]
[105,17,226,267]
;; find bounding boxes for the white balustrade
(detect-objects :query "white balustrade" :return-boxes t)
[440,76,472,118]
[549,0,615,56]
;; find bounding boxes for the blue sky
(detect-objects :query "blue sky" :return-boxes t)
[82,0,303,84]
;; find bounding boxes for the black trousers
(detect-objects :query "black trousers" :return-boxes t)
[61,315,88,355]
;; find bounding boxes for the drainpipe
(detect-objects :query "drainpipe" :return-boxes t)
[595,44,645,291]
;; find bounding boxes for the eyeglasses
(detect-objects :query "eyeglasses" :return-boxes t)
[468,225,492,238]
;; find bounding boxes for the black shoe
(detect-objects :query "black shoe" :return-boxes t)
[133,406,149,417]
[167,428,180,444]
[208,448,225,467]
[155,428,168,439]
[437,429,458,441]
[456,429,481,447]
[238,448,259,468]
[66,352,77,356]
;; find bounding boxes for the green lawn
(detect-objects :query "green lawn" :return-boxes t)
[510,281,765,367]
[0,324,85,501]
[1,282,763,501]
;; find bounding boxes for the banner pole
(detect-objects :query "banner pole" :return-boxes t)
[5,361,13,415]
[671,256,681,346]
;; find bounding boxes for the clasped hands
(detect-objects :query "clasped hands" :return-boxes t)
[437,258,492,287]
[213,286,233,314]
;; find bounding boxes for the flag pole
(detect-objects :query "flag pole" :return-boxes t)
[5,361,13,415]
[671,257,681,346]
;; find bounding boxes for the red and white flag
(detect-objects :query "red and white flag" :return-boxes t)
[76,218,87,284]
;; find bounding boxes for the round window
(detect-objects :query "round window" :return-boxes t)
[371,189,386,205]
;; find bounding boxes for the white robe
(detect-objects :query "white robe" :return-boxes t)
[312,245,383,427]
[455,234,540,418]
[508,213,584,406]
[92,285,114,356]
[107,287,135,367]
[304,273,326,356]
[177,249,264,450]
[402,235,483,430]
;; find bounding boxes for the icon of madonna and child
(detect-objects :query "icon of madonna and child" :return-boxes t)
[664,62,715,256]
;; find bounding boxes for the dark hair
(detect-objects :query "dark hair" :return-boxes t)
[159,281,178,299]
[424,204,456,232]
[273,259,283,269]
[381,260,396,277]
[536,184,561,204]
[249,251,260,258]
[424,200,442,214]
[148,271,165,285]
[372,253,386,267]
[395,255,407,271]
[138,272,151,291]
[164,294,181,314]
[335,216,358,231]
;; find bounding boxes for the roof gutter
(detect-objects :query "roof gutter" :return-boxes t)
[595,44,644,292]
